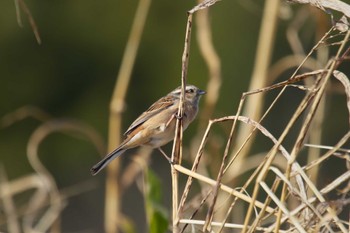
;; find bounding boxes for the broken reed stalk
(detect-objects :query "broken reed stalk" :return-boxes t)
[105,0,151,232]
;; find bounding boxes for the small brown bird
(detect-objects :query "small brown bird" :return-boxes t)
[90,85,205,175]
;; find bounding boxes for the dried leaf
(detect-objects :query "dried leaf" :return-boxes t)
[289,0,350,18]
[333,70,350,126]
[188,0,220,14]
[335,15,349,32]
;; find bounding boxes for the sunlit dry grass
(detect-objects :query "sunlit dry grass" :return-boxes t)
[1,0,350,233]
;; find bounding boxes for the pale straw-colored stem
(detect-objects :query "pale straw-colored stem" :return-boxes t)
[105,0,151,232]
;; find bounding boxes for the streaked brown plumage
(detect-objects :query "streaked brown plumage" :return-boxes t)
[90,85,205,175]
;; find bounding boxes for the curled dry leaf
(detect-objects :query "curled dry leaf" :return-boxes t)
[332,70,350,126]
[289,0,350,18]
[188,0,220,14]
[335,15,349,32]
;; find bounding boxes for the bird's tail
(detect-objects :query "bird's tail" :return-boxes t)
[90,147,126,175]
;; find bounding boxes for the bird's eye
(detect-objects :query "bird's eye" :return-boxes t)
[187,88,194,93]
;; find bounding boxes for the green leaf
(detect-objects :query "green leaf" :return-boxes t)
[150,210,168,233]
[144,168,169,233]
[120,216,137,233]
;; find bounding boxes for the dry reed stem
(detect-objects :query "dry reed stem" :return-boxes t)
[171,11,192,230]
[0,167,20,233]
[195,3,221,127]
[302,131,350,174]
[260,182,307,233]
[179,219,289,232]
[222,69,325,199]
[227,0,280,181]
[208,25,347,233]
[240,26,335,232]
[276,68,329,231]
[182,5,222,227]
[179,114,255,232]
[268,167,334,232]
[25,119,104,233]
[176,2,349,232]
[306,14,330,191]
[204,93,301,231]
[278,29,350,233]
[172,1,221,231]
[222,69,328,183]
[268,55,321,87]
[1,105,51,128]
[105,0,151,232]
[16,0,41,44]
[0,172,96,228]
[243,97,308,231]
[188,3,222,213]
[6,119,94,232]
[281,14,345,197]
[179,102,300,232]
[267,169,350,231]
[333,70,350,124]
[245,178,281,233]
[272,46,326,194]
[177,114,305,232]
[174,164,275,213]
[170,12,191,231]
[3,1,349,232]
[14,0,22,27]
[120,147,153,192]
[287,6,310,55]
[202,105,235,230]
[290,0,350,18]
[254,84,315,233]
[177,116,214,224]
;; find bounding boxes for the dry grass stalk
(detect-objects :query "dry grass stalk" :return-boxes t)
[104,0,151,232]
[171,0,350,231]
[228,0,280,175]
[171,1,221,232]
[177,0,222,226]
[0,109,104,232]
[0,166,20,233]
[15,0,41,44]
[3,1,350,233]
[174,20,350,233]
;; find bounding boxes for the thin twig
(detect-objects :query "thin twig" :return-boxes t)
[17,0,41,44]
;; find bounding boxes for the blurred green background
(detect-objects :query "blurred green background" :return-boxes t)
[1,0,349,232]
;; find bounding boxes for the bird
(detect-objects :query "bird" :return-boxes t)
[90,84,205,175]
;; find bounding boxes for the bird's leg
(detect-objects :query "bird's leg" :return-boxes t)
[158,147,173,164]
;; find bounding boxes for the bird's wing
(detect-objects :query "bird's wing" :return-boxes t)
[124,95,176,135]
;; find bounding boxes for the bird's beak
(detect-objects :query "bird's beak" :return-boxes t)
[198,89,206,95]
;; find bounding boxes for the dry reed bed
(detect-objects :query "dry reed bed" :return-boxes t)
[1,0,350,233]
